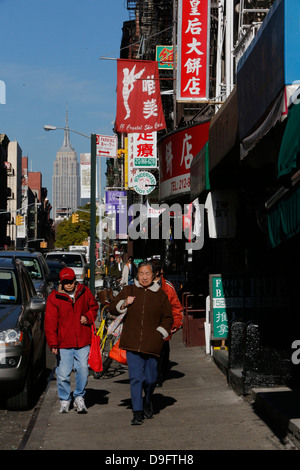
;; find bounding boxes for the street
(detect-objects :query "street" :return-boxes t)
[19,334,298,451]
[0,332,298,451]
[0,348,56,450]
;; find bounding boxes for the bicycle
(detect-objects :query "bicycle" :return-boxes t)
[92,303,116,379]
[92,276,125,379]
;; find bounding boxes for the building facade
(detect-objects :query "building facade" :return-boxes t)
[52,113,80,221]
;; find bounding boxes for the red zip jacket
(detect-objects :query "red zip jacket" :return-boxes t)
[160,276,183,340]
[45,283,98,350]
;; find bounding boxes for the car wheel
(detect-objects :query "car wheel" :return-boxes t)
[6,362,33,411]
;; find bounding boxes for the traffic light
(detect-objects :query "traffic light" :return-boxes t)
[117,148,127,158]
[15,215,24,225]
[40,241,47,248]
[72,213,79,223]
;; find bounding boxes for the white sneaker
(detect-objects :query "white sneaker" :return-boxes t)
[59,400,70,413]
[74,396,87,414]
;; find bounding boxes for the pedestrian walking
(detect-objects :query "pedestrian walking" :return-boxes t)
[152,259,183,387]
[121,256,137,286]
[109,261,173,425]
[95,258,105,289]
[105,254,119,280]
[45,267,98,414]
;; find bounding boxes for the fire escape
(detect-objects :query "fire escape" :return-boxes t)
[234,0,273,68]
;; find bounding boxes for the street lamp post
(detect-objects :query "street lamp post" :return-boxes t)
[44,125,97,296]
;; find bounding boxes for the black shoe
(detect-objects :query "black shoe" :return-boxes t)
[156,381,163,388]
[131,411,144,425]
[144,400,154,419]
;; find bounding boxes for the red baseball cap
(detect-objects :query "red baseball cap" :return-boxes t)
[59,267,76,282]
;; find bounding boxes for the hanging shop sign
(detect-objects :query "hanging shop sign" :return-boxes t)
[156,45,174,70]
[80,153,98,199]
[133,171,156,195]
[177,0,210,101]
[127,133,139,189]
[116,59,166,133]
[158,121,210,201]
[105,190,127,240]
[133,132,157,168]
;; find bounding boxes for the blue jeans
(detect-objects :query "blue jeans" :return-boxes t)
[126,351,158,411]
[56,346,90,401]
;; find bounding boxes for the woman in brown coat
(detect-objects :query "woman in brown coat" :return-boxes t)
[109,261,173,425]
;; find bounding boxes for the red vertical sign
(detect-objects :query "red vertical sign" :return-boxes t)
[177,0,210,101]
[116,59,166,133]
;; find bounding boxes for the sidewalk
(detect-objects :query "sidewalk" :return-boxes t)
[22,333,298,451]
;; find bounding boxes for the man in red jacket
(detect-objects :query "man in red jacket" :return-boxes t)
[45,267,98,414]
[152,259,183,387]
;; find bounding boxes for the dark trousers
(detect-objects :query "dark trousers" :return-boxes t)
[127,351,158,411]
[157,341,170,383]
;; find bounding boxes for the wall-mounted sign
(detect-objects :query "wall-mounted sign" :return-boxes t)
[158,121,209,200]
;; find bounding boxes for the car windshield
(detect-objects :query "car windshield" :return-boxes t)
[47,254,83,268]
[0,271,17,303]
[19,258,42,280]
[47,263,63,274]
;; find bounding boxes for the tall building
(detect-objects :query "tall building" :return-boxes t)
[52,111,80,221]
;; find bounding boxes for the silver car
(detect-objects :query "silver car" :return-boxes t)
[45,251,87,283]
[0,257,46,410]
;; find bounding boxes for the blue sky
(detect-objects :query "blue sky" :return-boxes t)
[0,0,130,203]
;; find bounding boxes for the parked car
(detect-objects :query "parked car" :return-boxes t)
[45,259,67,290]
[0,250,52,299]
[45,251,87,283]
[0,257,46,410]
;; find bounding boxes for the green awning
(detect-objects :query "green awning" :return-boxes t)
[278,101,300,178]
[267,185,300,247]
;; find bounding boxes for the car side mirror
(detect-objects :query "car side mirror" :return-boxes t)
[29,298,46,312]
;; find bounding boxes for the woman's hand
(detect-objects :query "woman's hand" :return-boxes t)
[124,296,135,307]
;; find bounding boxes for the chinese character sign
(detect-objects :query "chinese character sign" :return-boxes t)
[156,46,174,70]
[127,133,139,188]
[177,0,210,101]
[158,121,209,200]
[116,59,166,133]
[133,132,157,168]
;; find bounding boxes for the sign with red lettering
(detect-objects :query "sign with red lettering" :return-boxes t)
[116,59,166,133]
[177,0,210,101]
[96,134,117,158]
[156,46,174,70]
[158,121,209,200]
[133,132,157,168]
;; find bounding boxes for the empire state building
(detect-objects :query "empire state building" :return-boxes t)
[52,112,80,220]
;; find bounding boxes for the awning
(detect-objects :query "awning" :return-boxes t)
[240,88,285,160]
[278,100,300,178]
[267,184,300,248]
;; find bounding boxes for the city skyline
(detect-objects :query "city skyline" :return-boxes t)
[0,0,129,207]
